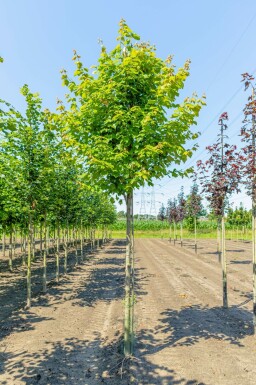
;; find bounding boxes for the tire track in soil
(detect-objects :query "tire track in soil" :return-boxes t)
[0,240,132,385]
[133,238,256,385]
[154,239,253,309]
[167,238,254,307]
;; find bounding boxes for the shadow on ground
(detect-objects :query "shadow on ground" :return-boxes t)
[1,333,209,385]
[0,241,102,338]
[137,304,252,359]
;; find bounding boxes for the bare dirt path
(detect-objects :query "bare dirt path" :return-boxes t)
[133,238,256,385]
[0,240,129,385]
[1,237,256,385]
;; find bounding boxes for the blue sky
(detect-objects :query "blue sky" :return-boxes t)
[1,0,256,214]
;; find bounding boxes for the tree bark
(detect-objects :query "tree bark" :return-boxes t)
[180,221,183,247]
[40,222,43,258]
[8,225,13,272]
[80,221,83,262]
[3,228,6,261]
[221,215,228,308]
[43,212,47,293]
[252,201,256,331]
[124,191,134,356]
[194,216,197,254]
[27,212,33,308]
[217,218,221,262]
[56,223,60,282]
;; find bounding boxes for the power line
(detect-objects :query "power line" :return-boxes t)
[139,186,146,219]
[205,11,256,92]
[157,110,244,192]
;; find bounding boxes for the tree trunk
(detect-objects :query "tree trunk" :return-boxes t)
[9,225,13,272]
[124,191,134,356]
[27,213,33,308]
[221,215,228,308]
[252,201,256,331]
[56,223,60,282]
[64,224,68,275]
[22,234,27,266]
[130,194,135,354]
[80,221,83,261]
[13,227,16,259]
[169,224,172,242]
[217,218,221,262]
[32,224,35,262]
[43,212,47,293]
[74,227,78,265]
[40,222,43,258]
[3,229,6,261]
[194,216,197,254]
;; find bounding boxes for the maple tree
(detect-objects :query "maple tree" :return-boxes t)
[61,19,205,355]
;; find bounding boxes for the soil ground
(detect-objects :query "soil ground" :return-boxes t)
[0,237,256,384]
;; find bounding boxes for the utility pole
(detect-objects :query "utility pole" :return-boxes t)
[149,187,157,219]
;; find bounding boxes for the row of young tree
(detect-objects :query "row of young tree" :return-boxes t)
[158,184,203,251]
[0,84,117,308]
[196,73,256,317]
[158,196,252,229]
[157,71,256,331]
[2,18,207,357]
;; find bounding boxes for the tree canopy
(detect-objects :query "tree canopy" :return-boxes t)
[61,19,205,198]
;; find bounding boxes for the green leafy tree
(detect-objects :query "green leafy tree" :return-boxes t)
[227,204,251,227]
[61,19,205,355]
[0,86,56,307]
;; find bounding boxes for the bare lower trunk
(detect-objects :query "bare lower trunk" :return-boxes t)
[40,222,43,258]
[13,227,16,259]
[3,229,6,260]
[180,221,183,247]
[221,215,228,308]
[124,191,134,356]
[74,228,78,266]
[80,221,83,262]
[32,225,35,262]
[194,216,197,254]
[27,213,33,308]
[8,225,13,272]
[130,197,135,354]
[252,202,256,332]
[217,218,221,262]
[56,223,60,282]
[43,212,47,293]
[64,224,68,274]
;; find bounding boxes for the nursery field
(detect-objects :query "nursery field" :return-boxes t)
[0,237,255,384]
[111,227,252,240]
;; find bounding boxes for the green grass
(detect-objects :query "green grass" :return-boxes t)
[111,228,253,240]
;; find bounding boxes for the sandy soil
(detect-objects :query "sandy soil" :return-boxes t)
[133,238,256,385]
[0,238,255,384]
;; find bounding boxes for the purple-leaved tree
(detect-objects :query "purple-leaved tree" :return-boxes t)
[186,181,202,253]
[197,112,243,308]
[241,72,256,331]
